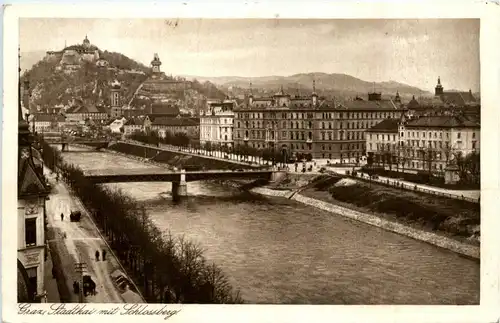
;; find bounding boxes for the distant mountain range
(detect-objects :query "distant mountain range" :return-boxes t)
[181,73,433,99]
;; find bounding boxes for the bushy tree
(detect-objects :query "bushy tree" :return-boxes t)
[41,142,242,304]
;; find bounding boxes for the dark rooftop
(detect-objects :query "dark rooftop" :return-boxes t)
[405,115,480,128]
[366,118,400,133]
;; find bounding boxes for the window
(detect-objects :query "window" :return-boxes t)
[322,122,325,129]
[472,132,476,139]
[457,132,461,139]
[25,218,37,246]
[472,141,476,149]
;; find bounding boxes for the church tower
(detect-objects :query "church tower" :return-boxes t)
[151,53,162,74]
[435,76,444,96]
[394,90,401,104]
[311,79,318,106]
[83,35,90,49]
[110,80,122,119]
[248,82,254,105]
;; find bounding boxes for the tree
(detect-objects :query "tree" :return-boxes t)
[399,146,411,173]
[454,151,480,184]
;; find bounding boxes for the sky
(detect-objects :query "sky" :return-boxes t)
[19,18,480,92]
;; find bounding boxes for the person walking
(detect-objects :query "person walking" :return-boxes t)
[95,250,100,261]
[102,249,107,261]
[60,213,64,221]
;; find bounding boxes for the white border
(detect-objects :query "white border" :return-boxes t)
[3,3,500,323]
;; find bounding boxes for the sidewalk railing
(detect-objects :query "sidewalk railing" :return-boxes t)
[344,171,480,204]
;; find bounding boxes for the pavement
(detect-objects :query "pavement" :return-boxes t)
[44,168,143,303]
[43,246,61,302]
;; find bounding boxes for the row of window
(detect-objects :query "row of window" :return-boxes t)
[201,118,233,125]
[235,111,400,120]
[236,120,382,130]
[235,130,367,141]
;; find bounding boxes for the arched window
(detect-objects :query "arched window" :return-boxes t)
[322,122,325,129]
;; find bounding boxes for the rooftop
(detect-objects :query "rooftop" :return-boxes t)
[405,115,480,128]
[150,116,199,127]
[366,118,400,133]
[32,113,66,122]
[439,91,477,106]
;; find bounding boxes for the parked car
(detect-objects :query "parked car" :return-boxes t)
[70,211,82,222]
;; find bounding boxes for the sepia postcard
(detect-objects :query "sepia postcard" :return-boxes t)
[2,2,500,323]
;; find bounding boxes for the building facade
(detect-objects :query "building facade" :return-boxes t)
[30,113,66,133]
[110,80,123,119]
[200,100,236,148]
[64,105,108,123]
[366,114,480,174]
[365,118,401,166]
[144,115,200,138]
[18,78,49,302]
[402,115,480,173]
[234,83,404,162]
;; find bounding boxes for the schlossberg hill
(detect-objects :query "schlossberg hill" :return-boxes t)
[21,42,226,115]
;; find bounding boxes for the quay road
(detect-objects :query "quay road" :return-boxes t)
[44,168,144,303]
[126,141,480,202]
[61,148,480,305]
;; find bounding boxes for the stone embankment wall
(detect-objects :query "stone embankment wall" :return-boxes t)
[247,183,479,260]
[108,142,255,170]
[79,143,480,260]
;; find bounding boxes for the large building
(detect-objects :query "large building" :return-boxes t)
[365,117,401,167]
[200,100,236,148]
[30,113,66,133]
[233,82,404,161]
[366,114,480,174]
[64,104,108,123]
[144,115,200,138]
[18,73,50,302]
[46,35,100,66]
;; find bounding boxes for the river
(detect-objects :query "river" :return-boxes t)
[60,147,480,304]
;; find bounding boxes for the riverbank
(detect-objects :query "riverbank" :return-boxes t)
[76,145,480,260]
[108,141,256,170]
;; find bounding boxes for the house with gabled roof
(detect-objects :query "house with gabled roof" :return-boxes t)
[17,89,50,302]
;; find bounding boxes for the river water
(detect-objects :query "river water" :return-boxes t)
[61,147,479,304]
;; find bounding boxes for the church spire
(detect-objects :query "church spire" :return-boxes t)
[435,76,444,96]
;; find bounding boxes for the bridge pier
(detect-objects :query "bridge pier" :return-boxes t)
[171,169,187,202]
[269,167,286,183]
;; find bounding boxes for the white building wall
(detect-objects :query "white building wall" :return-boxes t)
[18,197,46,298]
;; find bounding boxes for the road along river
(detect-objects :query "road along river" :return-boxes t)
[61,148,479,304]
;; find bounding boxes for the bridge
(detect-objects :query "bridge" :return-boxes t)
[44,138,111,151]
[83,168,284,201]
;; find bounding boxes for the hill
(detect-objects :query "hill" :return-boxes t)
[21,47,227,115]
[182,72,431,99]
